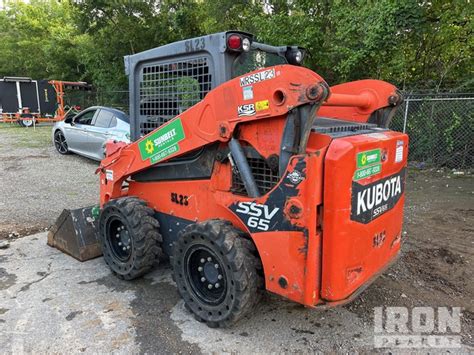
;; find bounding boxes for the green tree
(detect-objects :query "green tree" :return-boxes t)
[0,0,84,81]
[0,0,471,90]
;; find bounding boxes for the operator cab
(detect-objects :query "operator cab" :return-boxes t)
[124,31,305,140]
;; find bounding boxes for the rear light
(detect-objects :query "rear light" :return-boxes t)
[227,35,242,50]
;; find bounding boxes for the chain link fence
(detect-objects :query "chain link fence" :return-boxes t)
[71,89,473,169]
[390,93,473,169]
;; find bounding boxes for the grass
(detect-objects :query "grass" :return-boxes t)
[0,123,53,148]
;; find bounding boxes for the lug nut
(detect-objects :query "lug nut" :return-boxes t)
[117,227,121,232]
[208,284,213,289]
[122,247,126,251]
[215,283,220,288]
[201,277,206,282]
[207,257,212,262]
[118,242,122,246]
[127,246,130,250]
[200,258,205,263]
[116,234,120,238]
[214,264,219,269]
[198,266,203,272]
[218,274,223,280]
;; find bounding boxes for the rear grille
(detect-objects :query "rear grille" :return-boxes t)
[312,117,377,134]
[138,56,212,137]
[232,157,280,195]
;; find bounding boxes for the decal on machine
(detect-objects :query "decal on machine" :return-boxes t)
[354,148,382,180]
[255,99,270,112]
[229,156,307,233]
[234,202,280,231]
[351,168,406,224]
[171,192,189,206]
[357,149,381,168]
[138,118,185,164]
[286,170,304,184]
[242,86,254,100]
[237,104,256,117]
[373,230,386,248]
[239,68,275,87]
[105,170,114,181]
[395,140,404,163]
[354,164,381,180]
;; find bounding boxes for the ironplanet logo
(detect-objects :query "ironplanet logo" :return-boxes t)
[351,169,406,224]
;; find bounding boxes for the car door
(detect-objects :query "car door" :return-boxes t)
[64,109,97,152]
[87,109,116,159]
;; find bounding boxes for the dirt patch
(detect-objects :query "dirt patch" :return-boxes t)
[0,125,99,239]
[0,125,473,350]
[0,226,47,240]
[345,169,473,346]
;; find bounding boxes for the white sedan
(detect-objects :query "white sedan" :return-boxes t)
[52,106,130,161]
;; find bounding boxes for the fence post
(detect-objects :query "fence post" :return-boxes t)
[402,98,410,133]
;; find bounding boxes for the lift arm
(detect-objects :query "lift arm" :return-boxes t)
[98,65,400,206]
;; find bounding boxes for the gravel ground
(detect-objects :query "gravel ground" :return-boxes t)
[0,234,373,353]
[0,123,473,353]
[0,124,99,238]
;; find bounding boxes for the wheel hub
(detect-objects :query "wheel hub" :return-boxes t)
[203,262,219,283]
[55,132,68,153]
[106,218,132,261]
[185,246,226,305]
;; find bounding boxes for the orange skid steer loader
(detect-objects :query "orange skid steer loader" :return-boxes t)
[48,32,408,327]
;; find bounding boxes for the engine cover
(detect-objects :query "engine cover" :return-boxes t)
[321,130,408,301]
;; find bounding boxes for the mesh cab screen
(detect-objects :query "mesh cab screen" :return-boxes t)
[138,56,212,136]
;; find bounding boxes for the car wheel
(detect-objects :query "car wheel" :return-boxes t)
[172,219,263,327]
[54,130,69,154]
[99,197,162,280]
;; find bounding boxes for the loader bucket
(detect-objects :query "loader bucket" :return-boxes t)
[47,207,102,261]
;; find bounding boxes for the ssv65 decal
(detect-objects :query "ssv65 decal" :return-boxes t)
[229,156,307,233]
[351,168,406,224]
[234,202,279,231]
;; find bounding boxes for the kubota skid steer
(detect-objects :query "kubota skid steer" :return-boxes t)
[50,31,408,327]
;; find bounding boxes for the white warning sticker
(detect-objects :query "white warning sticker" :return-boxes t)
[106,169,114,181]
[242,86,254,100]
[395,141,404,163]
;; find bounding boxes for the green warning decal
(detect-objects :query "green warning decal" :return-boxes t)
[356,149,381,168]
[138,118,185,164]
[354,163,382,180]
[354,148,382,180]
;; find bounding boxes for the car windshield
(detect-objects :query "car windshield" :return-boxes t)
[232,49,287,78]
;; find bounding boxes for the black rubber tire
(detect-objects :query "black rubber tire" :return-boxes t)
[18,117,35,127]
[171,219,263,327]
[99,197,162,280]
[54,130,69,155]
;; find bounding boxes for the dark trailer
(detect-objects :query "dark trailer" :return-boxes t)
[0,76,90,127]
